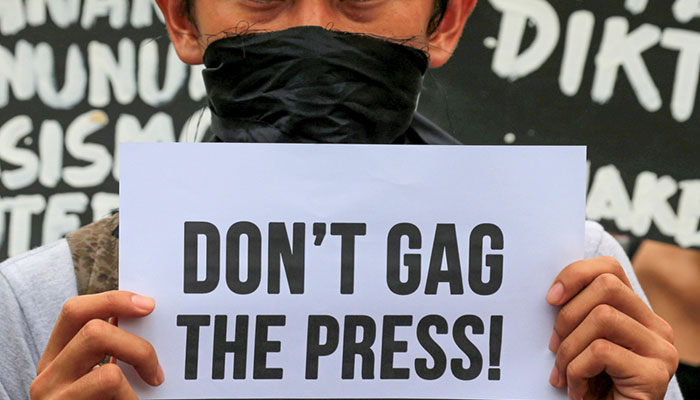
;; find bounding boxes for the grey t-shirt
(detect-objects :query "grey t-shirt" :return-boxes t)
[0,221,684,399]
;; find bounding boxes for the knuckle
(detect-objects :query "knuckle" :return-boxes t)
[590,303,618,327]
[29,376,46,400]
[593,273,623,295]
[664,343,680,373]
[658,317,675,344]
[60,296,82,323]
[146,341,158,361]
[556,338,574,364]
[601,256,622,273]
[134,339,158,362]
[80,319,109,346]
[29,382,39,400]
[97,363,125,391]
[35,359,47,376]
[589,338,612,358]
[565,360,583,380]
[649,358,671,384]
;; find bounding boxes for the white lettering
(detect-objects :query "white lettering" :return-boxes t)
[113,112,176,180]
[3,195,45,257]
[63,111,112,188]
[673,0,700,24]
[88,38,137,107]
[592,18,662,112]
[26,0,80,28]
[586,169,700,248]
[488,0,560,81]
[35,43,87,109]
[130,0,165,28]
[0,0,26,36]
[0,41,35,107]
[625,0,649,15]
[559,11,595,96]
[38,120,64,188]
[188,64,206,102]
[42,192,89,243]
[630,172,678,237]
[676,180,700,248]
[0,116,39,190]
[138,41,188,106]
[586,165,633,231]
[660,28,700,122]
[81,0,128,30]
[91,192,119,220]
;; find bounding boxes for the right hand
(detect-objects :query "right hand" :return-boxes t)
[30,290,164,399]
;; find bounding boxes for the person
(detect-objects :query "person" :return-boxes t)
[632,240,700,399]
[0,0,683,399]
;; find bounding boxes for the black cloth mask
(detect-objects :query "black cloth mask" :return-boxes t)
[202,26,458,144]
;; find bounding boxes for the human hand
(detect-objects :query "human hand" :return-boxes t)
[30,290,164,399]
[546,257,679,400]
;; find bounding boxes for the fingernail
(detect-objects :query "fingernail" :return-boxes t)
[131,295,155,311]
[156,363,165,385]
[548,330,560,352]
[546,282,564,304]
[549,365,559,387]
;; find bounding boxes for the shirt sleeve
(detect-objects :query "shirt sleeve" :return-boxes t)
[0,240,78,400]
[0,267,40,400]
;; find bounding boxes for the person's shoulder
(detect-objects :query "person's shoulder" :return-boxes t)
[584,220,606,257]
[583,220,640,295]
[583,220,624,260]
[0,239,75,292]
[0,239,78,329]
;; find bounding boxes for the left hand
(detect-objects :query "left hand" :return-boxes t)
[546,256,679,400]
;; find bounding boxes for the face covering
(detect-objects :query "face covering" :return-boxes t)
[202,26,431,144]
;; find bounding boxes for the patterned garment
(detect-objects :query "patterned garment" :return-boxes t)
[65,214,119,295]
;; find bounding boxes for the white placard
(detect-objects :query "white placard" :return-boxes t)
[119,143,585,400]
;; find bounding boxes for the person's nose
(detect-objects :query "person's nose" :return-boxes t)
[287,0,339,28]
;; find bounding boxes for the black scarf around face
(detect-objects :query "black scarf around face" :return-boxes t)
[203,26,436,144]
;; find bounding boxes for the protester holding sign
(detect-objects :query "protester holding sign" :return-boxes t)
[0,0,683,399]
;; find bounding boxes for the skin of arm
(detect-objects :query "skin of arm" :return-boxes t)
[632,241,700,365]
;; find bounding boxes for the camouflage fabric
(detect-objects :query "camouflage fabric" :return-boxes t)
[65,214,119,295]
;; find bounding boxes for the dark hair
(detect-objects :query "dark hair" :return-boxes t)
[179,0,450,35]
[427,0,450,35]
